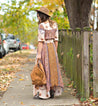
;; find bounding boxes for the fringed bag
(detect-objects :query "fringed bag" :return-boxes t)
[30,60,46,85]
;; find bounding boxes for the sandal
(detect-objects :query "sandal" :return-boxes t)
[33,92,39,99]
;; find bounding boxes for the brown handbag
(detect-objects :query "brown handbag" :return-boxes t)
[30,60,46,85]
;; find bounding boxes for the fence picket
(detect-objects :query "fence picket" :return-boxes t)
[82,31,90,98]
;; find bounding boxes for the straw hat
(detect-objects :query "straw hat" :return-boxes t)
[36,7,51,17]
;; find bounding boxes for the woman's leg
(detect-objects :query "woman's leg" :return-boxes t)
[50,87,55,98]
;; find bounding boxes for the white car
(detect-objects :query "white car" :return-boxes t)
[0,34,5,58]
[6,34,19,51]
[29,44,35,50]
[1,33,9,54]
[3,39,9,54]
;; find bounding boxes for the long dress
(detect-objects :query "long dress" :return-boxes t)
[33,22,64,99]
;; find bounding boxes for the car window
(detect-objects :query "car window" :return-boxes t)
[7,35,15,39]
[16,38,20,41]
[22,44,27,46]
[1,34,6,40]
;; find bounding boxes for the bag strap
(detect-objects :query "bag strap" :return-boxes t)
[37,59,44,71]
[37,59,42,67]
[37,59,42,64]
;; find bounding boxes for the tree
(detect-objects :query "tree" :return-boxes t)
[90,0,98,31]
[64,0,93,29]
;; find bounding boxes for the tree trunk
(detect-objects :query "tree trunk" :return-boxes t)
[64,0,93,29]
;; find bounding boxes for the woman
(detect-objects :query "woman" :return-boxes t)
[33,7,64,99]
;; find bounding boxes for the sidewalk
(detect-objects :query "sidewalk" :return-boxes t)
[0,52,80,106]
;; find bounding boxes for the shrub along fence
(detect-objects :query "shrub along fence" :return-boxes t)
[58,29,98,98]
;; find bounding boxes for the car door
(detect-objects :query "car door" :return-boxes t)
[0,34,5,58]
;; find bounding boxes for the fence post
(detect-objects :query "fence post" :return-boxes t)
[82,31,89,98]
[93,31,98,97]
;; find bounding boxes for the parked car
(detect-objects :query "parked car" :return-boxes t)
[1,33,9,54]
[29,44,35,50]
[0,33,5,58]
[6,34,19,51]
[21,43,29,50]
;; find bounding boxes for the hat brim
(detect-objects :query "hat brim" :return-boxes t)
[36,9,51,17]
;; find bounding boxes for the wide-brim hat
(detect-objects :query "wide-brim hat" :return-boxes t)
[36,7,51,17]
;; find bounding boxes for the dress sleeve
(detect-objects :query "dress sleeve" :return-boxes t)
[38,23,45,42]
[54,23,59,41]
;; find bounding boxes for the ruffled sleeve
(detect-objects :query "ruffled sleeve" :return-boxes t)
[54,23,59,41]
[38,23,45,42]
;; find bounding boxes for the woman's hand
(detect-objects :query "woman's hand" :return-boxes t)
[37,42,43,60]
[54,41,58,52]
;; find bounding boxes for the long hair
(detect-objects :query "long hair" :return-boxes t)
[37,11,55,28]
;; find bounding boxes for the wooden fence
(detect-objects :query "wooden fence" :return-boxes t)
[58,29,98,98]
[93,32,98,97]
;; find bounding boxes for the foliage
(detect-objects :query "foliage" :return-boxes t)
[51,9,69,29]
[30,0,70,29]
[80,97,86,102]
[67,48,73,59]
[0,0,38,46]
[30,0,65,10]
[0,50,34,92]
[0,0,69,46]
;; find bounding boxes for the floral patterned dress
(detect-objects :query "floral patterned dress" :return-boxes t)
[33,22,64,99]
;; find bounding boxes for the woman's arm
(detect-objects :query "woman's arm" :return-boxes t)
[37,23,45,60]
[37,42,43,60]
[54,41,58,52]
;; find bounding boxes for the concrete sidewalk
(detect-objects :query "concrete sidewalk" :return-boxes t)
[0,53,80,106]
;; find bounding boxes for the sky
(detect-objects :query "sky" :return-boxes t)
[0,0,19,15]
[0,0,11,15]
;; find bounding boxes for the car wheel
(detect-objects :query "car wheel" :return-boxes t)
[14,48,18,52]
[18,47,20,50]
[0,53,3,58]
[3,50,6,56]
[18,45,21,50]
